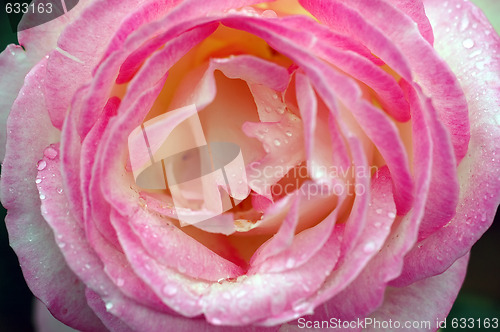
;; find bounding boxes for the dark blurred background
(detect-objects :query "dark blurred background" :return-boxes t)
[0,4,499,332]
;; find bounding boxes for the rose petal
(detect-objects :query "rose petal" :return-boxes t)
[0,45,35,162]
[201,224,344,325]
[407,84,459,241]
[309,78,439,318]
[277,17,411,122]
[0,59,104,330]
[44,0,153,128]
[0,1,91,158]
[368,254,469,331]
[384,0,434,44]
[18,0,90,61]
[34,299,81,332]
[300,0,470,162]
[258,167,396,325]
[392,0,500,286]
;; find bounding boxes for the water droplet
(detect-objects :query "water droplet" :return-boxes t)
[285,130,292,137]
[105,302,113,311]
[263,144,270,153]
[388,212,396,218]
[459,16,469,31]
[212,318,222,325]
[469,49,482,58]
[35,178,42,184]
[163,284,178,296]
[363,241,376,253]
[236,290,246,298]
[462,38,474,49]
[272,93,278,100]
[475,61,487,70]
[37,160,47,171]
[57,242,66,248]
[85,264,91,269]
[376,208,382,214]
[116,278,125,287]
[39,194,46,200]
[292,300,310,313]
[274,139,281,146]
[56,188,63,194]
[44,147,58,159]
[374,222,381,228]
[285,257,295,269]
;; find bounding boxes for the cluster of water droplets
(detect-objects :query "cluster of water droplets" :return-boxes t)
[35,146,63,201]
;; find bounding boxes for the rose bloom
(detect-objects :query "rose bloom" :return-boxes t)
[1,0,499,330]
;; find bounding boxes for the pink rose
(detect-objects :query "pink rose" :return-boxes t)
[1,0,499,330]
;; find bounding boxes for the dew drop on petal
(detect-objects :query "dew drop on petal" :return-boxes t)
[285,130,293,137]
[285,257,295,269]
[388,212,396,218]
[37,160,47,171]
[363,241,376,253]
[292,300,310,313]
[262,9,277,18]
[459,16,469,31]
[163,284,178,296]
[376,208,382,214]
[274,139,281,146]
[44,147,58,159]
[105,302,113,311]
[116,278,125,287]
[462,38,474,49]
[35,178,42,184]
[39,194,46,200]
[57,187,63,194]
